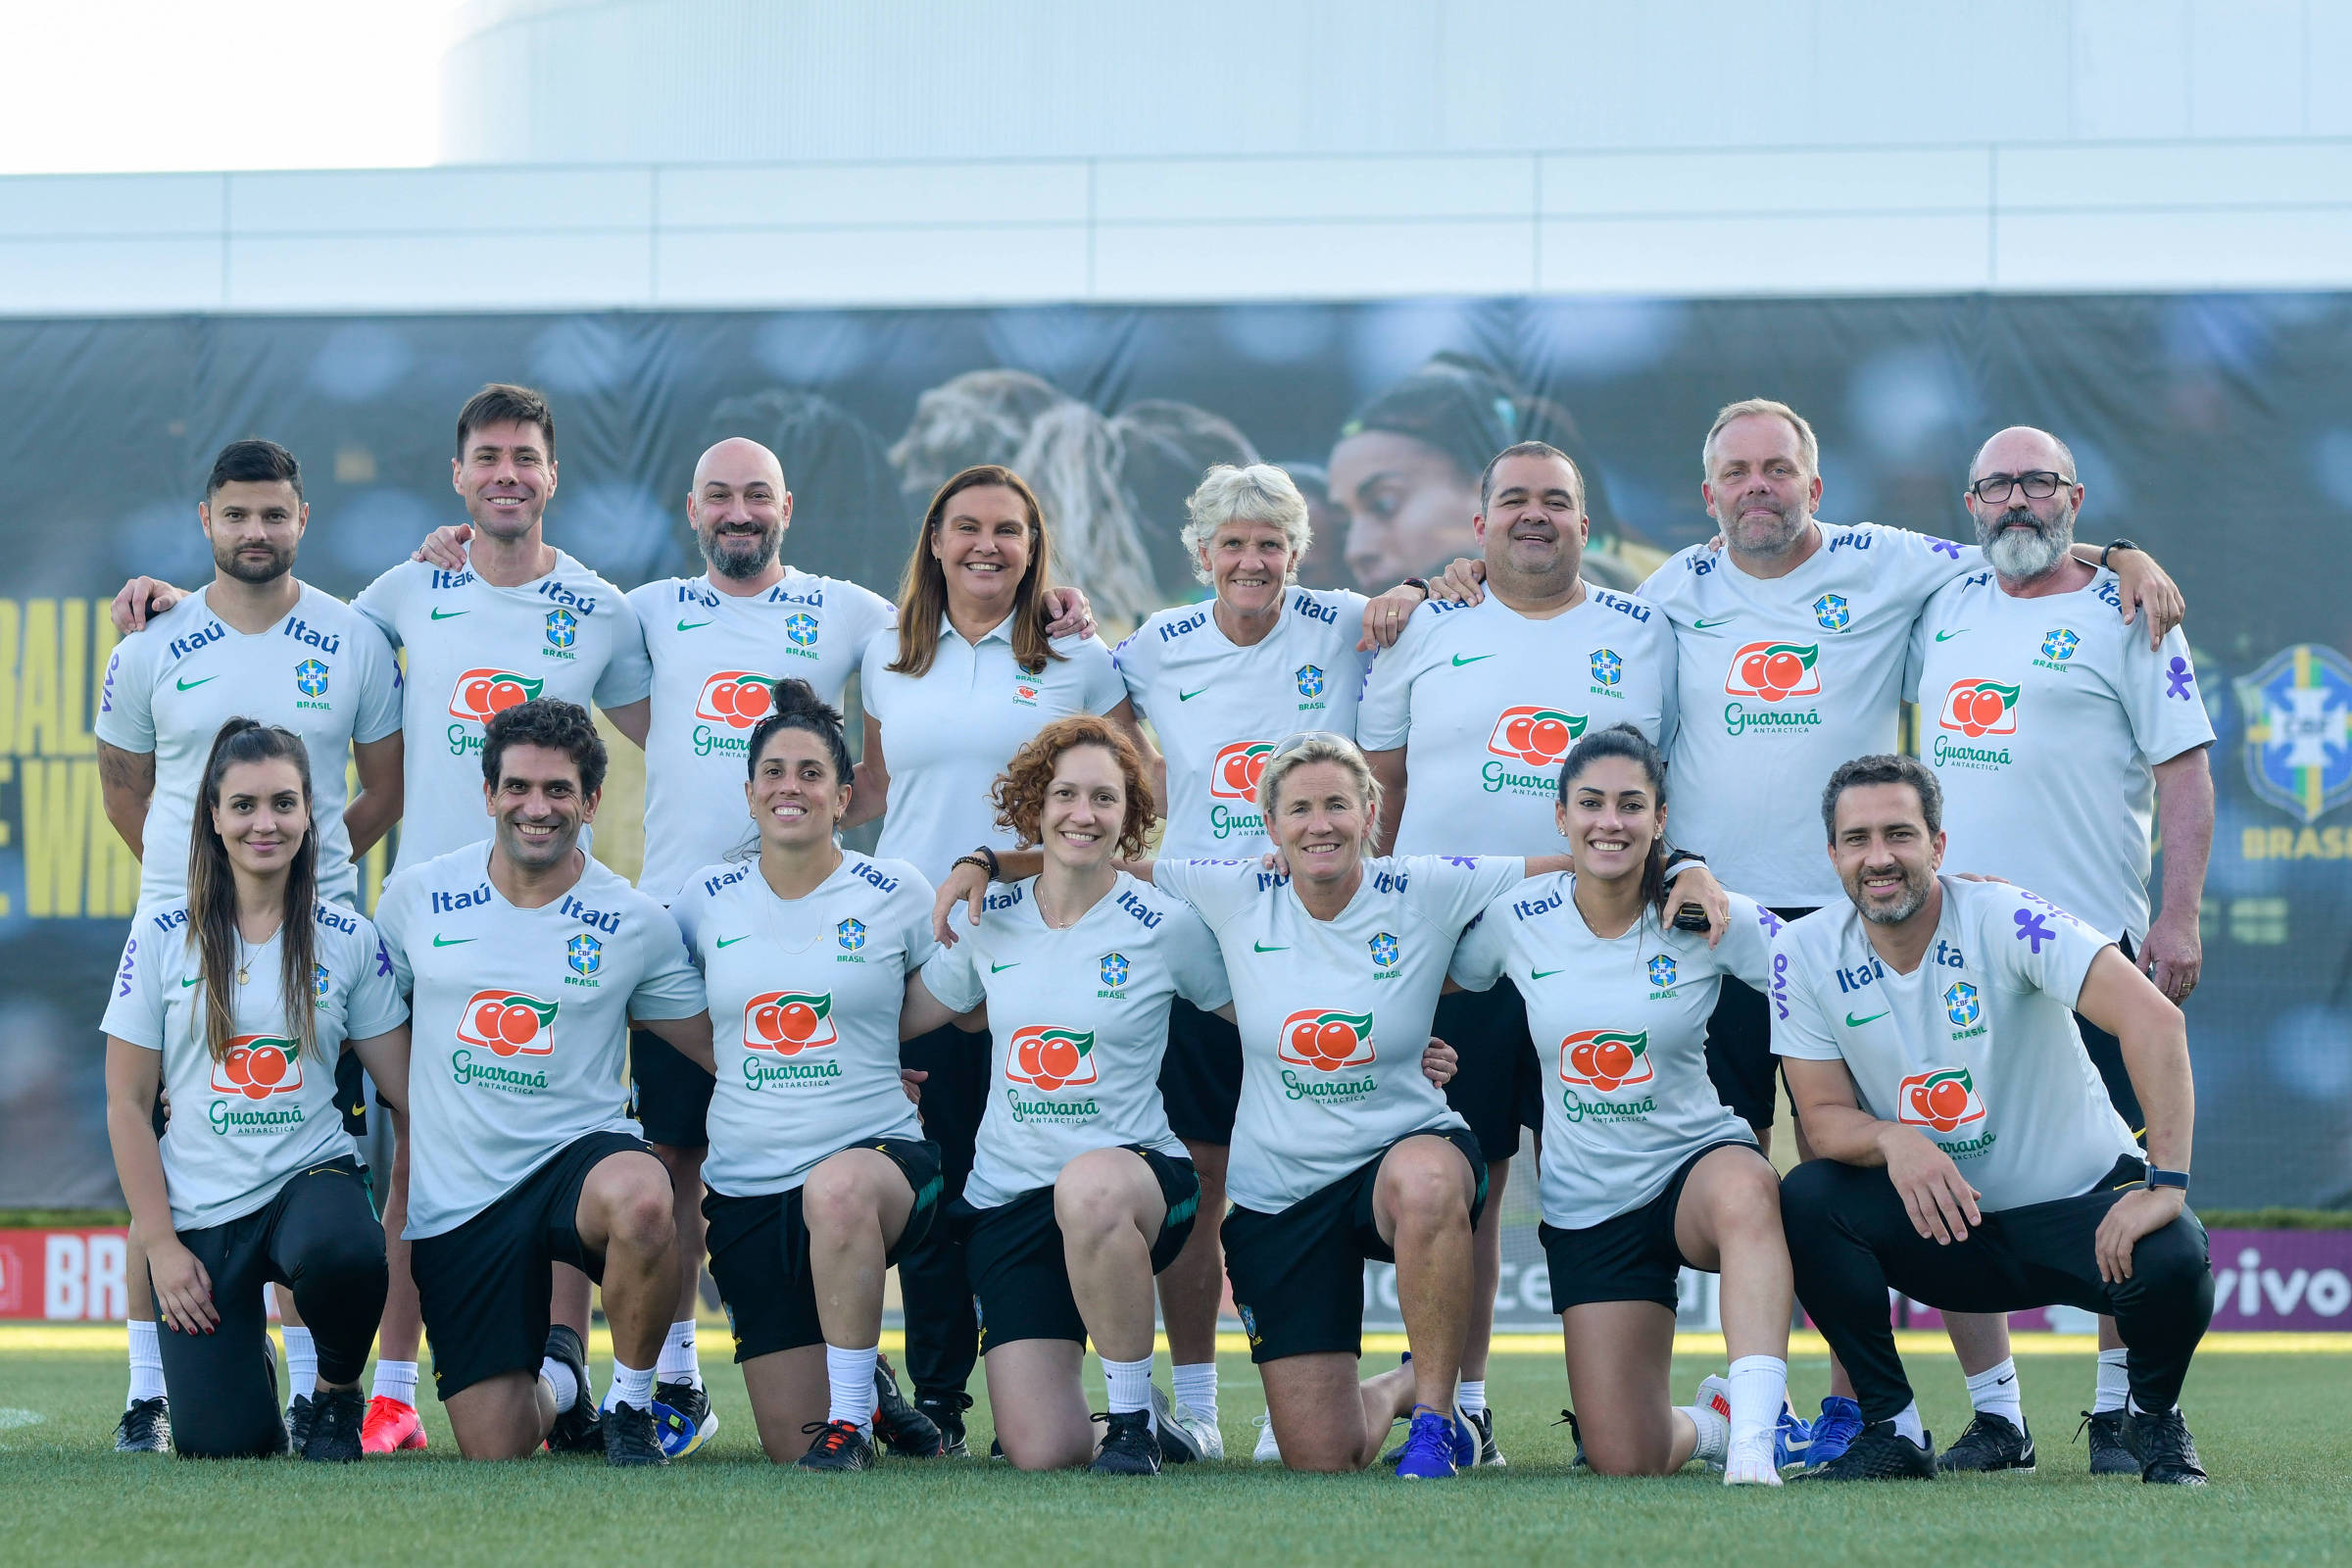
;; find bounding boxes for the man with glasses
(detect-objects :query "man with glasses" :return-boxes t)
[1902,426,2214,1476]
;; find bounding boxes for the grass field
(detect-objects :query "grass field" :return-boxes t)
[8,1327,2347,1566]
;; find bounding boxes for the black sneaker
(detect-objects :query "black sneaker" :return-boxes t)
[1554,1407,1587,1468]
[2078,1408,2139,1475]
[1090,1410,1161,1476]
[652,1379,715,1458]
[115,1397,171,1454]
[302,1388,366,1463]
[1464,1406,1506,1466]
[543,1325,603,1453]
[602,1400,668,1467]
[873,1356,945,1457]
[1938,1410,2034,1473]
[2132,1406,2208,1486]
[286,1394,318,1455]
[1795,1420,1937,1481]
[913,1392,972,1458]
[797,1419,876,1471]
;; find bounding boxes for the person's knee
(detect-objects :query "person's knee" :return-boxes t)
[1386,1148,1473,1233]
[2122,1219,2215,1307]
[801,1163,878,1243]
[1715,1162,1786,1236]
[609,1177,677,1255]
[1582,1430,1675,1478]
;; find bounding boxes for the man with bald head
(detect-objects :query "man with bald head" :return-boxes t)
[1902,425,2215,1477]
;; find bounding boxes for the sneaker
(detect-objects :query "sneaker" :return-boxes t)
[913,1392,972,1458]
[1090,1409,1162,1475]
[1463,1405,1505,1467]
[797,1419,875,1472]
[286,1394,318,1455]
[1772,1401,1816,1470]
[872,1356,944,1457]
[602,1400,668,1467]
[1938,1409,2035,1473]
[1150,1383,1220,1463]
[1794,1419,1936,1482]
[1724,1432,1785,1487]
[543,1325,603,1453]
[2078,1408,2139,1476]
[301,1388,366,1463]
[114,1397,171,1454]
[652,1380,716,1458]
[1251,1410,1282,1464]
[360,1395,426,1453]
[2132,1406,2208,1487]
[1392,1408,1459,1480]
[1807,1396,1864,1468]
[1690,1376,1734,1469]
[1553,1407,1587,1468]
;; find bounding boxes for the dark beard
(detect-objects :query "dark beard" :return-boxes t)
[215,543,294,584]
[702,524,781,580]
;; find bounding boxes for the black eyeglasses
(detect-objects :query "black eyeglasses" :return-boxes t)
[1970,470,2075,504]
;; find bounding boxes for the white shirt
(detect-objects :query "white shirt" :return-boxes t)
[1451,880,1775,1229]
[1639,524,1979,906]
[859,616,1126,882]
[921,872,1230,1209]
[1113,588,1373,858]
[1356,588,1677,856]
[627,569,896,905]
[373,844,705,1238]
[353,549,654,877]
[1151,855,1524,1212]
[1772,877,2138,1211]
[94,585,403,909]
[671,854,934,1197]
[101,900,407,1231]
[1907,567,2215,943]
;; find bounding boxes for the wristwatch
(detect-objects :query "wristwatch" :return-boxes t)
[2099,538,2141,569]
[1402,577,1430,598]
[2145,1165,2190,1193]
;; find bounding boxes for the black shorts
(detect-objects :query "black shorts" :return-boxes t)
[1158,999,1243,1147]
[1703,906,1814,1132]
[628,1026,714,1150]
[2080,934,2145,1132]
[1434,981,1542,1161]
[963,1146,1199,1351]
[411,1130,656,1401]
[334,1049,368,1139]
[1539,1138,1758,1313]
[1223,1127,1486,1365]
[703,1137,944,1362]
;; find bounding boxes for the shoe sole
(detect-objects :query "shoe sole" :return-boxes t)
[1938,1455,2035,1474]
[655,1407,717,1459]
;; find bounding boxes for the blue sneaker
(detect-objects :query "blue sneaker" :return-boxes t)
[1393,1408,1459,1479]
[1809,1396,1863,1468]
[1773,1402,1815,1470]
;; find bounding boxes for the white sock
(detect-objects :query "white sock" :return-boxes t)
[2093,1348,2130,1414]
[1964,1356,2024,1428]
[540,1356,579,1414]
[280,1326,318,1407]
[370,1358,418,1406]
[126,1320,166,1406]
[1682,1400,1729,1466]
[656,1319,703,1390]
[1725,1354,1788,1452]
[1102,1353,1154,1417]
[1171,1361,1218,1422]
[604,1359,655,1413]
[1457,1379,1487,1418]
[826,1344,879,1431]
[1890,1400,1928,1447]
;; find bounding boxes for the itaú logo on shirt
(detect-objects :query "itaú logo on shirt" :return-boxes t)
[744,990,838,1054]
[1724,642,1821,703]
[1007,1025,1097,1092]
[1211,741,1274,802]
[1899,1066,1986,1135]
[1279,1008,1375,1072]
[458,990,559,1057]
[1487,707,1588,767]
[1560,1028,1651,1094]
[449,668,544,723]
[1937,678,2021,738]
[694,670,779,730]
[211,1035,304,1101]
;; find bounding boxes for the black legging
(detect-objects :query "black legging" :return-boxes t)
[158,1159,388,1458]
[898,1022,990,1400]
[1782,1154,2213,1425]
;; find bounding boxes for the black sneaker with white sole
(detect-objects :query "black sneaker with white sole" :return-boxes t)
[602,1400,668,1467]
[302,1387,366,1463]
[115,1397,171,1454]
[1938,1410,2034,1473]
[1090,1410,1161,1476]
[913,1392,972,1457]
[2078,1408,2139,1475]
[286,1394,318,1455]
[1795,1420,1937,1481]
[798,1419,876,1471]
[544,1325,603,1453]
[2132,1406,2208,1486]
[652,1379,715,1457]
[1464,1406,1506,1466]
[873,1357,945,1457]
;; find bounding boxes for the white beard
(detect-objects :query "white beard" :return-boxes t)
[1984,513,2073,581]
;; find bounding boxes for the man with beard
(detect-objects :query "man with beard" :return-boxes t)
[1773,756,2211,1486]
[1902,427,2214,1476]
[94,438,404,1453]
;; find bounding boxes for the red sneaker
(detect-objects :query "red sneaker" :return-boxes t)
[361,1395,426,1453]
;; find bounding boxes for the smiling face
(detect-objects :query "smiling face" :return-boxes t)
[1328,429,1479,590]
[1830,781,1944,927]
[1476,451,1588,592]
[1038,743,1125,876]
[746,723,848,854]
[690,437,792,581]
[200,479,305,586]
[1202,517,1297,618]
[1702,413,1819,559]
[486,741,597,872]
[1556,754,1661,886]
[1267,759,1371,888]
[453,417,557,542]
[929,482,1034,620]
[211,757,311,880]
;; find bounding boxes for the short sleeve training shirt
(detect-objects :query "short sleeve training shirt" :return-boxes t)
[1112,588,1373,858]
[1355,588,1677,857]
[1771,877,2137,1211]
[920,871,1230,1209]
[95,584,403,909]
[101,899,407,1231]
[671,854,933,1197]
[628,569,896,905]
[1151,854,1523,1213]
[1908,567,2215,942]
[373,844,705,1238]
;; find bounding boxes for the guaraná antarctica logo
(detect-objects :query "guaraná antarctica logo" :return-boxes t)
[1006,1025,1097,1092]
[743,990,839,1054]
[457,990,559,1057]
[2237,643,2352,824]
[210,1034,304,1101]
[1210,741,1274,803]
[448,668,543,724]
[693,669,780,737]
[1487,706,1588,767]
[1559,1028,1652,1094]
[1278,1007,1376,1072]
[1898,1066,1985,1135]
[1938,678,2021,739]
[1724,642,1822,704]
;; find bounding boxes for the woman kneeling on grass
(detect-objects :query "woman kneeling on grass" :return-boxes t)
[103,719,412,1461]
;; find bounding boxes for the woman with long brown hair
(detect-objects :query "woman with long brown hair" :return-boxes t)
[103,719,412,1461]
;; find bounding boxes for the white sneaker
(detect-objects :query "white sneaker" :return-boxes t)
[1722,1433,1784,1486]
[1251,1411,1282,1463]
[1150,1384,1224,1462]
[1689,1375,1733,1470]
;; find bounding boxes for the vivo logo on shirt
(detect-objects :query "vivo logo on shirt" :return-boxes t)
[1115,889,1162,929]
[559,894,622,933]
[1158,609,1209,642]
[1290,592,1338,626]
[281,617,341,654]
[850,861,900,895]
[167,622,226,661]
[431,883,495,912]
[538,581,597,614]
[1833,956,1888,994]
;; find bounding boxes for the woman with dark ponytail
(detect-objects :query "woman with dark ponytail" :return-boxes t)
[1448,723,1800,1484]
[102,719,411,1460]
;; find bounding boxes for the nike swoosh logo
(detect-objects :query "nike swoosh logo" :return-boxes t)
[1934,629,1966,641]
[1253,942,1289,954]
[1178,688,1206,702]
[1995,1374,2015,1386]
[1449,654,1494,667]
[676,618,711,632]
[1530,968,1564,980]
[990,961,1020,972]
[714,934,749,949]
[1844,1010,1887,1027]
[432,935,475,948]
[174,676,217,691]
[1693,615,1737,629]
[180,976,200,988]
[429,608,468,621]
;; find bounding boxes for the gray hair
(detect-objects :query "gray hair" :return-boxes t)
[1180,463,1312,586]
[1258,731,1382,853]
[1702,398,1819,481]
